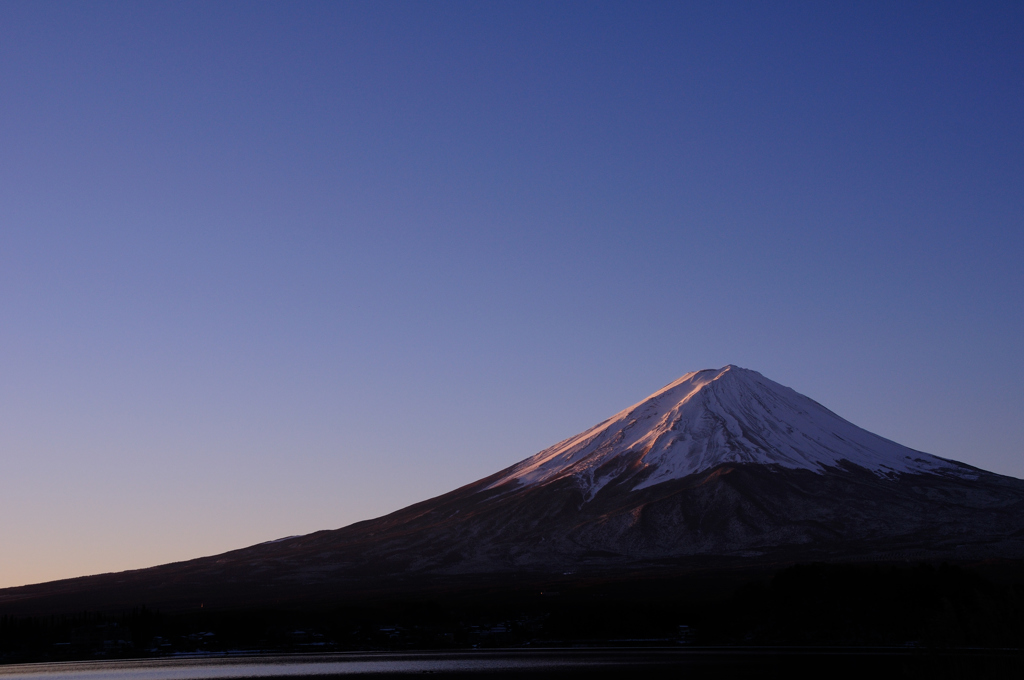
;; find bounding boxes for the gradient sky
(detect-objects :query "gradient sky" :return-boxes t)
[1,1,1022,589]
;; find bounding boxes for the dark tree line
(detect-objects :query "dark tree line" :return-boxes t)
[2,563,1023,666]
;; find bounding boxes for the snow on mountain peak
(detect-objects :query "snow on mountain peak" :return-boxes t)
[486,365,969,498]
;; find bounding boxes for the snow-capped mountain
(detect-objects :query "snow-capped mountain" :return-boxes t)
[3,366,1022,614]
[488,365,970,499]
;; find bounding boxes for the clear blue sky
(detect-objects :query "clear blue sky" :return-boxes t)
[1,1,1021,588]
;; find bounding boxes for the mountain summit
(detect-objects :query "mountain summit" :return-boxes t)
[489,365,967,498]
[2,366,1022,614]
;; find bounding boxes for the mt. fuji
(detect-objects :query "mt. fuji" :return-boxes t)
[2,366,1023,614]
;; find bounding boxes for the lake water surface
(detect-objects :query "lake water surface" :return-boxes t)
[0,651,605,680]
[1,648,1021,679]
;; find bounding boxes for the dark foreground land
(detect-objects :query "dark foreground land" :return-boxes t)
[2,562,1024,677]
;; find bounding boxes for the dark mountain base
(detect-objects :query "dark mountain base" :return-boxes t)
[4,464,1022,619]
[3,562,1024,668]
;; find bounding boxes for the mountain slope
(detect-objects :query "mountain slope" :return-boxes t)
[2,365,1022,614]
